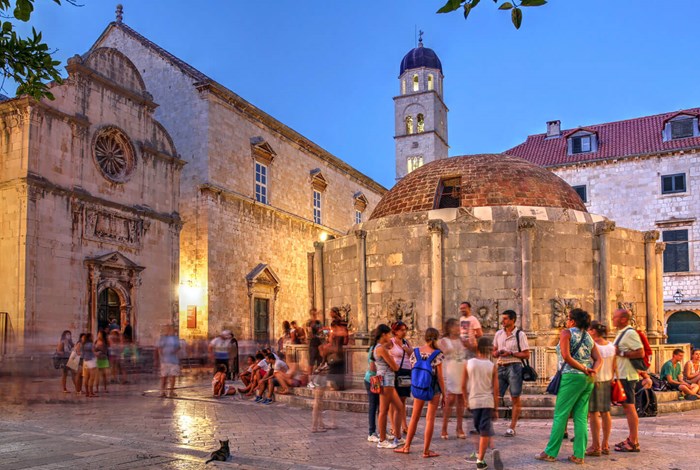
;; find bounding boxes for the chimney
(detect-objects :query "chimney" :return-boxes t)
[546,120,561,138]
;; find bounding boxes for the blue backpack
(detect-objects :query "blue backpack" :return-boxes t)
[410,348,440,401]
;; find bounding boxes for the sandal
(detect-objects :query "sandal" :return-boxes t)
[614,438,640,452]
[393,446,410,454]
[534,452,556,462]
[456,431,467,439]
[422,450,440,458]
[585,448,601,457]
[440,433,448,440]
[568,456,584,465]
[601,447,610,455]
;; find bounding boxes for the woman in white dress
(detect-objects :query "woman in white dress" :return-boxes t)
[439,318,467,439]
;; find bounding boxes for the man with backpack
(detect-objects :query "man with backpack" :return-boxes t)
[612,309,644,453]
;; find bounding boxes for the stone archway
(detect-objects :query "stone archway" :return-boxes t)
[666,310,700,348]
[85,252,144,338]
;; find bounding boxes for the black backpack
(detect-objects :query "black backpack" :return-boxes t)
[635,383,658,418]
[649,373,667,392]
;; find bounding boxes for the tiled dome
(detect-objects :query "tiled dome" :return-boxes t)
[370,154,587,220]
[399,43,443,76]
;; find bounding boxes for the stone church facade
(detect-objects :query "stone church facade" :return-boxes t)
[0,47,183,353]
[91,19,385,344]
[507,113,700,347]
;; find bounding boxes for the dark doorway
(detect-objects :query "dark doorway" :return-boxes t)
[667,311,700,348]
[98,288,121,332]
[253,297,270,345]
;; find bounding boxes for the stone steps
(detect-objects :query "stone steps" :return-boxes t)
[274,387,700,419]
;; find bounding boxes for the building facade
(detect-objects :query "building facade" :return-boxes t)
[507,112,700,347]
[0,47,183,354]
[91,17,386,344]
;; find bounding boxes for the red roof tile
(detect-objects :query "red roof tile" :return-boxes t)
[505,108,700,167]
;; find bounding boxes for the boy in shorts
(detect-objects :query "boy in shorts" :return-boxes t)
[465,337,503,470]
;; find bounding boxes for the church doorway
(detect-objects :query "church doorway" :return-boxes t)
[667,311,700,348]
[98,288,121,332]
[246,263,280,348]
[253,298,270,345]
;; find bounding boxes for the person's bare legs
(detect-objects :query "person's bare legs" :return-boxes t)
[61,367,69,392]
[397,399,424,452]
[168,376,177,396]
[510,395,522,431]
[622,403,639,444]
[455,394,465,436]
[441,394,455,437]
[386,388,404,440]
[478,435,490,461]
[311,387,325,431]
[423,395,441,456]
[400,397,408,433]
[588,412,601,451]
[160,376,167,397]
[601,411,612,451]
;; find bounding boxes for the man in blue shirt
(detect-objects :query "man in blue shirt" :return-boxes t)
[157,324,181,398]
[660,349,699,399]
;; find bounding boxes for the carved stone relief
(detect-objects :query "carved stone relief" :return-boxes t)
[473,298,499,331]
[80,205,146,248]
[617,301,637,327]
[386,299,415,336]
[551,296,581,328]
[337,304,354,333]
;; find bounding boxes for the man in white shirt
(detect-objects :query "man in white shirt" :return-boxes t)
[492,310,531,437]
[459,301,483,358]
[257,353,290,403]
[612,309,644,452]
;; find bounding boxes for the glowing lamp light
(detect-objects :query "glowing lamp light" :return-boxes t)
[179,279,203,305]
[319,232,329,242]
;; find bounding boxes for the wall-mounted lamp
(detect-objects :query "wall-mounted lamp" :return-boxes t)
[673,289,684,305]
[319,232,329,242]
[179,279,203,305]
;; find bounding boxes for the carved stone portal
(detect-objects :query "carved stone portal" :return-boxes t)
[386,299,415,337]
[551,297,581,328]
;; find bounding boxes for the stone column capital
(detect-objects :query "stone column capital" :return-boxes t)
[643,230,660,243]
[354,229,367,240]
[595,220,616,235]
[518,216,536,231]
[427,219,444,234]
[655,242,666,253]
[313,241,325,250]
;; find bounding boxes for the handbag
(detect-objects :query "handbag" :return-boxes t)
[515,329,538,382]
[66,350,80,371]
[611,378,627,404]
[395,344,412,388]
[546,331,587,395]
[369,374,383,394]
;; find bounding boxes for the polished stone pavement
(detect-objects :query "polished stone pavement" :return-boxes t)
[0,373,698,469]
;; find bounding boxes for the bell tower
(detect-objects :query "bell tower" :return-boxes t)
[394,34,448,181]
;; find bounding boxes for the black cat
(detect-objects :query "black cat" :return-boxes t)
[205,439,230,464]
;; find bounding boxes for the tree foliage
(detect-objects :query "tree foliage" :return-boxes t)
[0,0,78,100]
[437,0,547,29]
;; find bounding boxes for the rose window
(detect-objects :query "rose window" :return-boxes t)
[93,127,135,183]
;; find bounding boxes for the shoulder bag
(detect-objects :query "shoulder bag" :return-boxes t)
[614,327,648,371]
[515,329,538,382]
[546,331,587,395]
[395,343,412,388]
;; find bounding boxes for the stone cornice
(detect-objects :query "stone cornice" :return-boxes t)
[13,173,181,226]
[545,147,700,171]
[394,128,449,148]
[140,143,186,168]
[393,89,450,113]
[194,82,387,196]
[198,183,344,237]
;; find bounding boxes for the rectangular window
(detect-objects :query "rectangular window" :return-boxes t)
[436,177,461,209]
[573,185,587,203]
[571,135,592,154]
[255,162,268,204]
[663,229,690,273]
[313,190,322,224]
[671,119,694,139]
[661,173,686,194]
[355,210,362,224]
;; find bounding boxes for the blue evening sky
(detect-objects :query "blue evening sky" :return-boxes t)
[10,1,700,188]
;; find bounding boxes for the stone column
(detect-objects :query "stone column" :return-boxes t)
[596,220,616,330]
[354,230,368,340]
[654,242,666,344]
[307,252,315,311]
[313,241,325,323]
[518,217,536,331]
[428,220,444,330]
[643,230,659,337]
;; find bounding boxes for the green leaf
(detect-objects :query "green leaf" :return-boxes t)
[498,2,513,10]
[463,3,471,19]
[2,21,12,32]
[437,0,463,14]
[471,0,481,7]
[511,7,523,28]
[521,0,547,6]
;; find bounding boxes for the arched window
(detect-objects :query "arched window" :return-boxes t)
[412,74,419,92]
[405,115,414,134]
[428,74,434,91]
[401,79,406,95]
[417,114,425,133]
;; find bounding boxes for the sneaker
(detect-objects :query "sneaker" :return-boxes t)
[465,452,479,463]
[254,396,263,403]
[377,440,398,449]
[386,433,395,441]
[476,460,488,470]
[262,398,272,405]
[367,434,380,443]
[504,428,515,437]
[393,437,406,446]
[492,449,504,470]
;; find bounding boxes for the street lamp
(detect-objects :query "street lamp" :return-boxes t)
[673,289,684,304]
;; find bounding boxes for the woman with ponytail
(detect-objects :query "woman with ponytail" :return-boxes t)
[373,323,405,449]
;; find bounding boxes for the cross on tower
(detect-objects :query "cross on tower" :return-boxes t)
[418,30,424,45]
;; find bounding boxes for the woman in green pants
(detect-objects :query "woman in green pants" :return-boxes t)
[536,308,601,464]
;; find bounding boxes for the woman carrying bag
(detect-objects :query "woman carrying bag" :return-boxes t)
[586,321,616,456]
[389,321,412,436]
[536,308,601,465]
